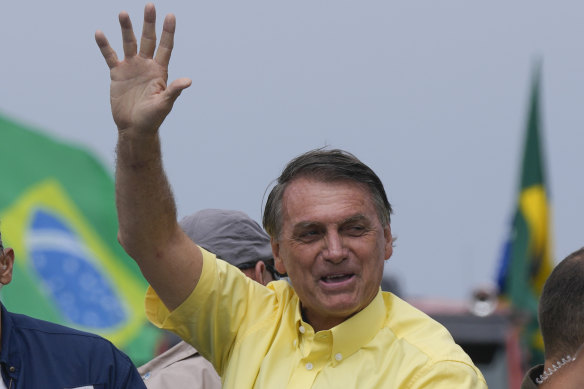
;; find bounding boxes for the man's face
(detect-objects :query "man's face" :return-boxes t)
[272,177,392,331]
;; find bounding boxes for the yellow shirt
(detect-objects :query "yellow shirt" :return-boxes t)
[146,248,487,388]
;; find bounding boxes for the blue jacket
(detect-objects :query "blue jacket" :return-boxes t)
[0,304,145,388]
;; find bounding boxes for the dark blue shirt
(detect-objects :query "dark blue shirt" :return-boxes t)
[0,304,146,388]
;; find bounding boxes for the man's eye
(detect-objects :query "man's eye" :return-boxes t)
[298,230,320,241]
[344,225,366,236]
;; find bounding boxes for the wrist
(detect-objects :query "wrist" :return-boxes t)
[116,131,162,166]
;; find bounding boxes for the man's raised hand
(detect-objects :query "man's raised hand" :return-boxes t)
[95,3,191,135]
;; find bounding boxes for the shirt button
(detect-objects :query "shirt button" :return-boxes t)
[305,362,313,370]
[9,366,15,372]
[299,325,306,334]
[335,353,343,361]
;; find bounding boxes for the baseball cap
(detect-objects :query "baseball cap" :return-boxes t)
[179,209,273,268]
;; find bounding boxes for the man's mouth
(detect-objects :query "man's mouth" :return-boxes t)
[321,274,354,283]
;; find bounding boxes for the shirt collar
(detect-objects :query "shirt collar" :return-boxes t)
[331,290,386,360]
[294,290,386,364]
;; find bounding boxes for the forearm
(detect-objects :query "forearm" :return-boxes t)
[115,130,201,310]
[115,130,176,260]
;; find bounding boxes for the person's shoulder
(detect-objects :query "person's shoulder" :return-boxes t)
[382,292,448,332]
[138,340,200,374]
[6,310,145,387]
[380,292,486,386]
[381,292,469,360]
[12,311,102,338]
[9,311,120,352]
[139,341,221,387]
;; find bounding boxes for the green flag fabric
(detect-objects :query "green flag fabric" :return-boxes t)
[497,66,554,366]
[0,113,160,365]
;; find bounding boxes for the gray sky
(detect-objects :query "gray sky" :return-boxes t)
[1,1,583,301]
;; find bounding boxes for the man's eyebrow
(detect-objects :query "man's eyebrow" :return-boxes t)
[292,221,322,231]
[340,214,369,225]
[292,214,369,230]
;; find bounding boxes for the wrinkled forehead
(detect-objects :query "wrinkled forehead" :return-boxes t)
[281,178,377,221]
[284,175,374,198]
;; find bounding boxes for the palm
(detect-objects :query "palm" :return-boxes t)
[95,4,191,134]
[110,57,169,132]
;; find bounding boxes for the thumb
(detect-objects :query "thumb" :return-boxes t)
[166,77,192,102]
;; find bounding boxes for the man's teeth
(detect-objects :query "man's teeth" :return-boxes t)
[323,274,351,282]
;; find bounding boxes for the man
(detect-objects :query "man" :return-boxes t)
[0,229,145,388]
[521,247,584,388]
[138,209,278,388]
[95,4,486,387]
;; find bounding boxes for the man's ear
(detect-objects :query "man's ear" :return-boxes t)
[384,225,393,260]
[271,238,287,275]
[0,248,15,286]
[254,261,267,286]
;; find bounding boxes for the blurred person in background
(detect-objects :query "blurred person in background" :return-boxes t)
[138,209,278,388]
[521,247,584,388]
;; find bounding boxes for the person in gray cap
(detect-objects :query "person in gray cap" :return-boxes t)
[178,209,279,285]
[138,209,278,388]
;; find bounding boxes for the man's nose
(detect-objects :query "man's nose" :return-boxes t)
[322,231,347,263]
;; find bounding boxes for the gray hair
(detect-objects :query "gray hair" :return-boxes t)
[262,148,392,239]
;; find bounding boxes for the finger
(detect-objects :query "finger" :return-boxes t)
[155,13,176,68]
[139,3,157,59]
[95,30,119,69]
[119,11,138,58]
[165,77,192,102]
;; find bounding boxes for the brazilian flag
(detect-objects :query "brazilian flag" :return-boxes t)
[497,65,554,366]
[0,113,161,365]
